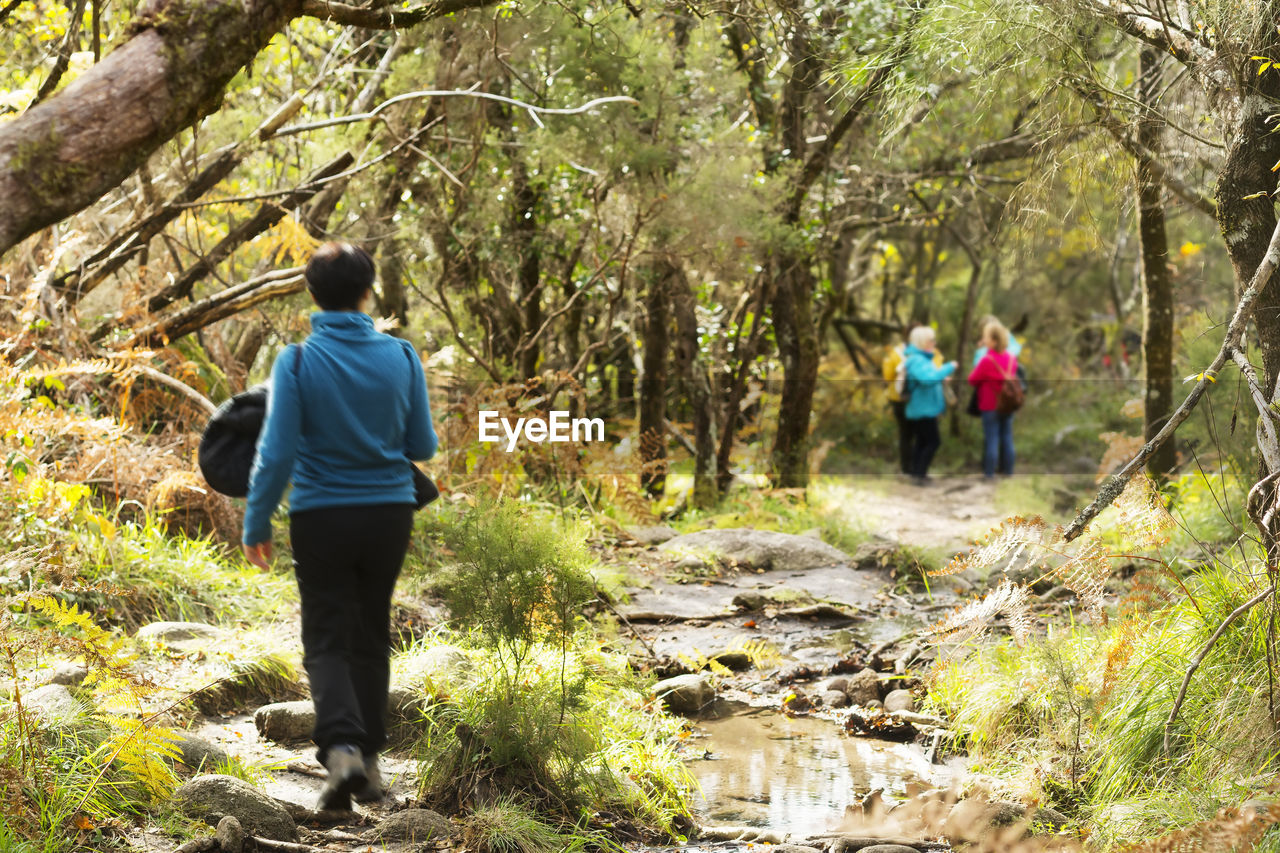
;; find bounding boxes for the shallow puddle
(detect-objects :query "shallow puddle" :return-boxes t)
[688,709,962,836]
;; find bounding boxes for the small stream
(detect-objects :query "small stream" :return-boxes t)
[686,707,964,838]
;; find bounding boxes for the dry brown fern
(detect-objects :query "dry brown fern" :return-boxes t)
[1117,803,1280,852]
[581,440,656,523]
[1120,567,1179,620]
[1097,621,1145,705]
[1113,474,1175,549]
[146,470,238,542]
[934,516,1050,577]
[1044,536,1111,619]
[932,579,1035,644]
[1098,431,1145,483]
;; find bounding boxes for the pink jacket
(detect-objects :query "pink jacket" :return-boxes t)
[968,351,1018,412]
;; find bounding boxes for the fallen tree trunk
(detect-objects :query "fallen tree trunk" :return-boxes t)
[0,0,494,259]
[0,0,303,257]
[122,267,306,347]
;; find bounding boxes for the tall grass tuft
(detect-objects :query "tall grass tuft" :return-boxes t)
[410,502,693,843]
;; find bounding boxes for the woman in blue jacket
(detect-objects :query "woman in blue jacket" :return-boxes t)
[242,242,437,811]
[902,326,957,485]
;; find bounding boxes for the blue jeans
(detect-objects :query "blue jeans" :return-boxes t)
[981,410,1014,477]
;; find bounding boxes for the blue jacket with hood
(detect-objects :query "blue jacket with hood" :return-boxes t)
[242,311,437,545]
[903,343,956,419]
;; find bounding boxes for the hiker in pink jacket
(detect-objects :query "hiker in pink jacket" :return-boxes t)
[968,321,1018,479]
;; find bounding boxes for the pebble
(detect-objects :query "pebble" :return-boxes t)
[883,689,915,713]
[367,808,453,841]
[846,668,881,705]
[215,815,246,853]
[46,661,87,686]
[652,674,715,715]
[818,689,850,708]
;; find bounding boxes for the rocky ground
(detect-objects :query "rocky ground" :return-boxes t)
[19,476,1089,853]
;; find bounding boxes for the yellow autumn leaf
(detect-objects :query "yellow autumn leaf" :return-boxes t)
[86,512,116,540]
[1179,241,1203,257]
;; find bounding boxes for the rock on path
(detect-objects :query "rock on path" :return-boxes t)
[254,701,315,742]
[173,775,297,842]
[659,528,848,571]
[367,808,454,841]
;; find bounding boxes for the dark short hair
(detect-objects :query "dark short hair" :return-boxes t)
[305,241,375,310]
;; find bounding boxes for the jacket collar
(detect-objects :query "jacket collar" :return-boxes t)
[310,311,375,338]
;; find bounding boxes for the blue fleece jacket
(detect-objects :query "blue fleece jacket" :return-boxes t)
[242,312,438,545]
[903,344,957,419]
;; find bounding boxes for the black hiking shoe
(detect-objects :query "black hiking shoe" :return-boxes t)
[352,755,385,804]
[317,744,367,811]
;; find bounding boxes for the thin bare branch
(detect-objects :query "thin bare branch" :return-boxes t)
[300,0,494,29]
[268,89,639,139]
[1064,214,1280,541]
[1163,585,1276,754]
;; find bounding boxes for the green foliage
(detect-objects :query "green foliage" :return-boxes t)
[411,636,692,839]
[437,501,594,651]
[459,795,572,853]
[70,518,295,629]
[931,555,1280,845]
[412,502,692,840]
[0,583,184,851]
[669,477,870,555]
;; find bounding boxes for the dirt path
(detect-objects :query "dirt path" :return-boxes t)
[824,475,1012,554]
[118,477,1035,853]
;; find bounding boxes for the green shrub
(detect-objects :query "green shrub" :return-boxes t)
[437,501,594,653]
[412,502,692,840]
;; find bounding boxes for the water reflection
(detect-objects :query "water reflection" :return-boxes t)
[690,709,960,834]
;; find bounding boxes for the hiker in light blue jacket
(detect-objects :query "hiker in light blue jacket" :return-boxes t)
[902,326,957,485]
[243,242,436,812]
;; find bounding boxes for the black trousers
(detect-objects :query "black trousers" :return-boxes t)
[890,401,913,474]
[906,416,941,478]
[290,503,415,766]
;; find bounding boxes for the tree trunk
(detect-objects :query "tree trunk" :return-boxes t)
[769,254,820,487]
[0,0,303,257]
[637,260,672,497]
[670,258,718,507]
[950,259,983,436]
[717,275,770,493]
[377,238,409,330]
[1136,47,1177,478]
[1216,105,1280,387]
[511,160,542,380]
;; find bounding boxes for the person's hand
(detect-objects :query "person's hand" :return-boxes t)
[243,541,273,569]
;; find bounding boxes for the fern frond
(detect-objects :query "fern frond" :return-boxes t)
[1118,803,1280,852]
[739,639,782,669]
[930,580,1034,645]
[1113,474,1174,548]
[97,716,182,800]
[1098,432,1144,482]
[933,516,1050,577]
[1098,622,1144,705]
[1046,537,1111,619]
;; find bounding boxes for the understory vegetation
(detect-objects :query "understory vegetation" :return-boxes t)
[928,469,1280,849]
[11,0,1280,847]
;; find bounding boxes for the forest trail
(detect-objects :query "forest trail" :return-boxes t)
[117,478,1039,853]
[829,476,1012,554]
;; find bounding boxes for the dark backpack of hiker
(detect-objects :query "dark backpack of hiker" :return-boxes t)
[198,343,438,507]
[996,357,1025,416]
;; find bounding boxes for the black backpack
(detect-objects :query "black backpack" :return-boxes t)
[198,342,438,507]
